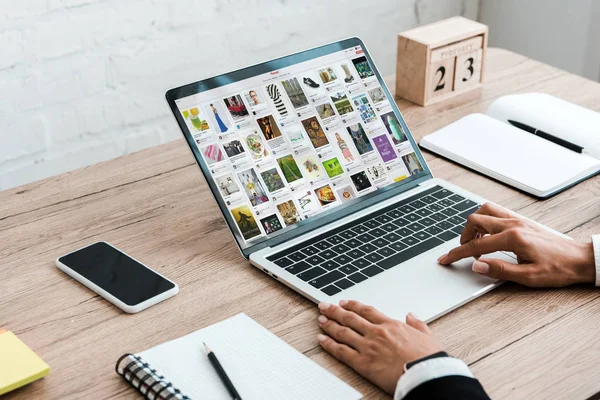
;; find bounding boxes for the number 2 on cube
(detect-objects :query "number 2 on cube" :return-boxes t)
[434,66,446,91]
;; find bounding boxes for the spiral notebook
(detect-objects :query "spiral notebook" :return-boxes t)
[115,313,361,400]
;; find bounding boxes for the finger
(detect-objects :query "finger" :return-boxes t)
[317,334,360,366]
[318,315,365,350]
[439,231,513,265]
[475,202,515,219]
[405,312,430,334]
[472,258,536,286]
[460,214,515,245]
[473,232,483,259]
[319,302,371,335]
[339,300,389,324]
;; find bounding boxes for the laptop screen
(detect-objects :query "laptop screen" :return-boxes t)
[168,38,430,255]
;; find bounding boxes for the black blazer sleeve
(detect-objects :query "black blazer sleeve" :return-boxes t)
[403,375,490,400]
[400,353,490,400]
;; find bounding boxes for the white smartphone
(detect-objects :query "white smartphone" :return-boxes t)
[56,241,179,313]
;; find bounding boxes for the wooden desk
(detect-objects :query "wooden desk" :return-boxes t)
[1,48,599,399]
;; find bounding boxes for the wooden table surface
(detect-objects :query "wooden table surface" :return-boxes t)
[1,48,599,400]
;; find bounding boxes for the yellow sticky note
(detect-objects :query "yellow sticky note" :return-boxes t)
[0,331,50,395]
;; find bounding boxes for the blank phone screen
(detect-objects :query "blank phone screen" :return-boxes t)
[59,242,175,306]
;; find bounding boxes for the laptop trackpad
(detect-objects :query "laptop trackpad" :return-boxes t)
[440,250,517,279]
[343,246,516,322]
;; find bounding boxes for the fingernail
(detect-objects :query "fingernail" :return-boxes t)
[472,260,489,274]
[339,300,348,307]
[318,315,328,324]
[437,254,447,264]
[319,302,331,311]
[408,312,419,320]
[317,334,327,342]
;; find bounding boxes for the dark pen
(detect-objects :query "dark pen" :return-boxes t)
[203,342,242,400]
[507,120,584,153]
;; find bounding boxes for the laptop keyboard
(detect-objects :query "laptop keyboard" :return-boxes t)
[267,185,480,296]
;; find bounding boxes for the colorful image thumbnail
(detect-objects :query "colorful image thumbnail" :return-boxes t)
[350,171,372,192]
[295,191,320,215]
[314,184,337,206]
[208,102,229,133]
[322,157,344,178]
[260,214,283,234]
[276,154,303,184]
[368,86,387,103]
[372,134,397,162]
[318,67,337,83]
[402,152,424,175]
[223,139,245,157]
[201,143,224,165]
[365,162,387,182]
[336,184,356,203]
[340,63,356,84]
[281,77,309,108]
[316,102,336,119]
[381,111,407,145]
[237,168,269,207]
[301,116,329,149]
[223,94,249,121]
[265,83,289,117]
[296,153,322,181]
[244,89,265,107]
[300,72,323,95]
[352,94,377,124]
[260,168,286,193]
[331,92,353,116]
[245,131,269,160]
[283,124,305,145]
[231,205,261,240]
[335,132,355,163]
[277,200,302,226]
[257,115,282,141]
[352,56,375,79]
[215,173,240,197]
[347,123,373,155]
[182,107,209,132]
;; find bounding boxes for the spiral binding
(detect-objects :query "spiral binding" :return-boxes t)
[116,353,191,400]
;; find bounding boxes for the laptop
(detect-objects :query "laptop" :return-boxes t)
[166,37,514,322]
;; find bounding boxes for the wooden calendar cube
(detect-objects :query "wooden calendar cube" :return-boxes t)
[395,16,488,106]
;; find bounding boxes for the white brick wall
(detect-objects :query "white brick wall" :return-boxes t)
[0,0,478,190]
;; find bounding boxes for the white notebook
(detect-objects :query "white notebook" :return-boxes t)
[420,93,600,198]
[115,313,362,400]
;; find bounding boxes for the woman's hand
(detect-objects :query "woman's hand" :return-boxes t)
[438,202,595,287]
[317,300,442,394]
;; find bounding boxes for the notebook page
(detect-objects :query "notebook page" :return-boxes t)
[420,114,600,195]
[487,93,600,159]
[138,313,362,400]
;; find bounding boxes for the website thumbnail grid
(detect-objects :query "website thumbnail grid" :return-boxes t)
[176,47,423,245]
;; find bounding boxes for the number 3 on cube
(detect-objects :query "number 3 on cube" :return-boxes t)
[454,49,482,91]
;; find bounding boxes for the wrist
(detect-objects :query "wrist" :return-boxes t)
[404,351,449,371]
[573,242,596,285]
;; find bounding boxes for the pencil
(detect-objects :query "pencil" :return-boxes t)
[203,342,242,400]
